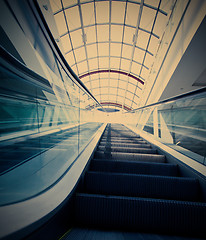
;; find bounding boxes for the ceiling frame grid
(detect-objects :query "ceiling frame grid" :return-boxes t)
[51,0,169,111]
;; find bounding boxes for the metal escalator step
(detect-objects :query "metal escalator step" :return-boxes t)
[90,159,178,176]
[94,151,165,162]
[84,171,201,201]
[75,193,206,236]
[99,142,151,148]
[97,146,156,154]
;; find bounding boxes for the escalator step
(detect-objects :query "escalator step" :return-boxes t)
[94,151,166,163]
[99,142,151,148]
[90,160,178,176]
[84,171,201,201]
[75,193,206,236]
[97,146,156,154]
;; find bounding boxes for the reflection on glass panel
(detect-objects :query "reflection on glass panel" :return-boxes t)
[81,2,95,26]
[140,6,156,32]
[160,0,172,13]
[144,53,154,68]
[125,2,139,27]
[95,1,109,23]
[141,67,149,80]
[65,6,81,31]
[54,12,67,35]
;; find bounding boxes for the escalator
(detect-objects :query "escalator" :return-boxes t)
[62,123,206,239]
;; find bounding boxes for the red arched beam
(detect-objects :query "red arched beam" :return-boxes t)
[79,69,144,85]
[86,101,132,111]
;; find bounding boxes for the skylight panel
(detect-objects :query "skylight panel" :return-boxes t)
[65,52,75,66]
[77,61,88,74]
[131,62,141,75]
[99,57,109,69]
[87,44,97,58]
[74,47,86,62]
[50,0,62,13]
[65,6,81,31]
[123,26,136,45]
[70,29,84,49]
[144,0,160,8]
[144,53,154,69]
[118,80,127,90]
[95,1,109,24]
[148,35,159,54]
[61,34,72,53]
[122,44,133,60]
[62,0,77,8]
[88,58,98,71]
[139,6,156,32]
[111,1,126,23]
[121,59,131,72]
[54,13,67,36]
[81,2,95,26]
[84,26,96,44]
[110,57,120,69]
[136,30,150,49]
[153,12,168,37]
[110,43,122,57]
[97,25,109,42]
[98,43,109,56]
[111,25,123,42]
[125,2,140,27]
[133,47,145,63]
[91,80,99,89]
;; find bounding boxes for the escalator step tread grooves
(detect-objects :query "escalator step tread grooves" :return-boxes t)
[73,123,206,237]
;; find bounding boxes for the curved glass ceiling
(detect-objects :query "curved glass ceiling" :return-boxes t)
[50,0,172,111]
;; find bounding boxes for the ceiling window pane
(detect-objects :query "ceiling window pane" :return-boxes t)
[98,43,109,56]
[121,59,131,72]
[99,57,109,69]
[110,57,120,69]
[125,3,140,27]
[148,35,160,54]
[91,80,99,89]
[65,6,81,31]
[81,2,95,26]
[97,25,109,42]
[77,61,88,74]
[125,98,132,106]
[117,95,123,102]
[136,30,150,50]
[139,6,156,32]
[70,29,84,49]
[101,87,109,94]
[160,0,173,13]
[141,67,149,80]
[96,1,109,24]
[122,45,133,60]
[144,54,154,68]
[123,26,136,45]
[133,48,145,63]
[153,12,168,37]
[131,61,141,75]
[88,58,98,70]
[110,43,122,57]
[111,1,126,23]
[110,94,117,101]
[128,78,138,86]
[127,83,136,92]
[133,95,139,104]
[101,95,108,101]
[62,0,77,8]
[110,72,119,80]
[74,47,86,62]
[126,91,134,100]
[111,25,123,42]
[85,26,96,44]
[72,64,78,74]
[65,52,75,66]
[61,34,72,53]
[99,72,109,79]
[119,80,127,90]
[87,44,97,58]
[81,75,90,83]
[118,88,125,97]
[54,13,67,36]
[110,79,118,87]
[92,88,100,95]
